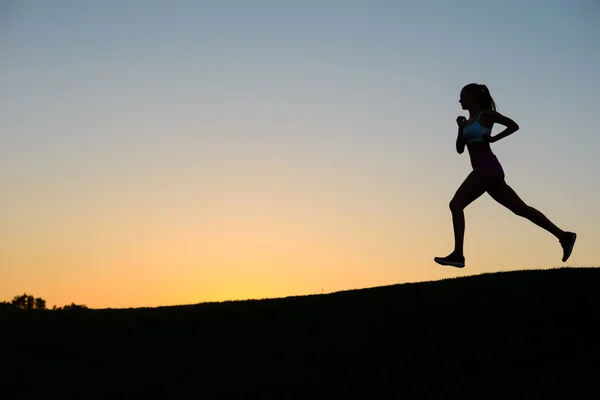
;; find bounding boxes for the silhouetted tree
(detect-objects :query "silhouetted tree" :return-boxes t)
[26,295,34,309]
[35,297,46,310]
[62,303,88,310]
[4,294,86,311]
[0,301,13,309]
[10,293,48,310]
[12,293,32,310]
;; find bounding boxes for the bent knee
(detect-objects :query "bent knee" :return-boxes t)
[449,198,464,212]
[512,204,530,217]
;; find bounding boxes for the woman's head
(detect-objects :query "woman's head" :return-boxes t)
[459,83,496,111]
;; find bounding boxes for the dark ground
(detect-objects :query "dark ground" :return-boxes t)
[2,267,599,398]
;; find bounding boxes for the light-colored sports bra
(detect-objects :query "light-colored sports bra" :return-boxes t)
[462,113,491,145]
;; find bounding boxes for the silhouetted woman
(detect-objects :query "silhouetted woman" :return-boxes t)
[434,83,576,268]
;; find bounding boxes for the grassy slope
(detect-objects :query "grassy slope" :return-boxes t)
[3,267,599,397]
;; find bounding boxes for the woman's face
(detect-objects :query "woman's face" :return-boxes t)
[459,88,475,110]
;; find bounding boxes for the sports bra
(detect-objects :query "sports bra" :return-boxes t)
[462,113,491,145]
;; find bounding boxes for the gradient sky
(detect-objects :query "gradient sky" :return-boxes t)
[1,0,599,309]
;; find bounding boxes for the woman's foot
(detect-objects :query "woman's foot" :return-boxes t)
[434,253,465,268]
[560,232,577,262]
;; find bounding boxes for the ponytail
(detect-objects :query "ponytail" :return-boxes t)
[477,84,496,111]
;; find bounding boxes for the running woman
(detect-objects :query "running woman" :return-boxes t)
[434,83,576,268]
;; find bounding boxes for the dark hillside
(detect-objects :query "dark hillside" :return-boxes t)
[2,267,598,397]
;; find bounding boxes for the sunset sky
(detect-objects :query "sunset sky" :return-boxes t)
[1,0,599,309]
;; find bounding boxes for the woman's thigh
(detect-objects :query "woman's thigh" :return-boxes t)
[450,169,501,210]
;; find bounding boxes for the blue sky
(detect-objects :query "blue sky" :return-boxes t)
[1,0,599,307]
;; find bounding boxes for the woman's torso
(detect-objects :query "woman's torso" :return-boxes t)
[463,113,494,159]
